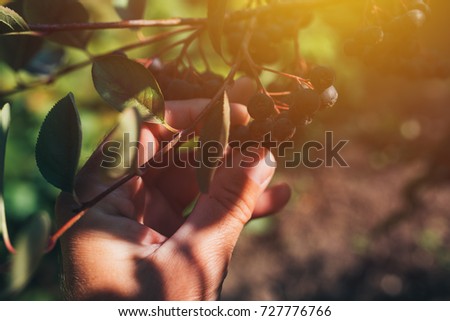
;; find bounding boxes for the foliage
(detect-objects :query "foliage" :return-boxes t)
[0,0,448,300]
[35,93,81,194]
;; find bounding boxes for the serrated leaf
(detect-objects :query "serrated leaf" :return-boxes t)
[197,92,230,193]
[92,54,165,119]
[100,106,141,180]
[0,5,29,34]
[0,104,10,240]
[207,0,227,55]
[23,0,91,48]
[36,93,82,193]
[113,0,147,21]
[0,34,43,70]
[8,212,51,295]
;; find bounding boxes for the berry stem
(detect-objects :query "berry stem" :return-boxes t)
[1,202,16,254]
[175,29,203,68]
[260,66,313,89]
[151,33,197,60]
[198,37,211,71]
[240,18,271,95]
[45,209,88,253]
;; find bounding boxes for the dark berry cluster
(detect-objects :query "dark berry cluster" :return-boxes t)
[234,66,338,144]
[344,0,437,75]
[149,62,224,100]
[225,11,313,66]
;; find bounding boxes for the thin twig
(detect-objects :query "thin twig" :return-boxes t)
[28,18,205,32]
[45,209,88,253]
[175,29,203,67]
[197,36,210,71]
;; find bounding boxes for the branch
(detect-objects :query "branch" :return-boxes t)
[0,26,199,98]
[28,18,205,32]
[19,0,358,33]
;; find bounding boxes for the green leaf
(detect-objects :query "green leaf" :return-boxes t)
[23,0,91,48]
[0,103,10,193]
[92,54,165,119]
[113,0,147,21]
[196,92,230,193]
[100,106,141,180]
[36,93,82,193]
[0,5,29,34]
[0,35,43,71]
[8,212,51,295]
[182,193,200,218]
[207,0,227,55]
[0,104,11,242]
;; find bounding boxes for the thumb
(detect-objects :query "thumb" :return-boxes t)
[159,147,275,273]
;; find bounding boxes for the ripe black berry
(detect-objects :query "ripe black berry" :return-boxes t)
[355,26,384,45]
[266,25,284,42]
[200,71,222,82]
[229,125,250,143]
[319,86,338,109]
[289,87,320,121]
[154,73,171,93]
[406,9,427,28]
[165,79,199,100]
[201,79,222,98]
[407,0,431,16]
[309,66,336,93]
[247,93,276,120]
[250,31,270,49]
[249,118,273,140]
[271,117,296,142]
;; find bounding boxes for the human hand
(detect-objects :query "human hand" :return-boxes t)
[56,81,291,300]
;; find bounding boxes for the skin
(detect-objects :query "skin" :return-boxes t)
[56,79,291,300]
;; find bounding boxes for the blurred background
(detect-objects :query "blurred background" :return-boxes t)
[0,0,449,300]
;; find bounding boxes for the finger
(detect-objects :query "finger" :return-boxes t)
[227,76,257,105]
[156,99,250,141]
[158,148,276,272]
[151,164,290,219]
[152,158,198,212]
[252,183,291,218]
